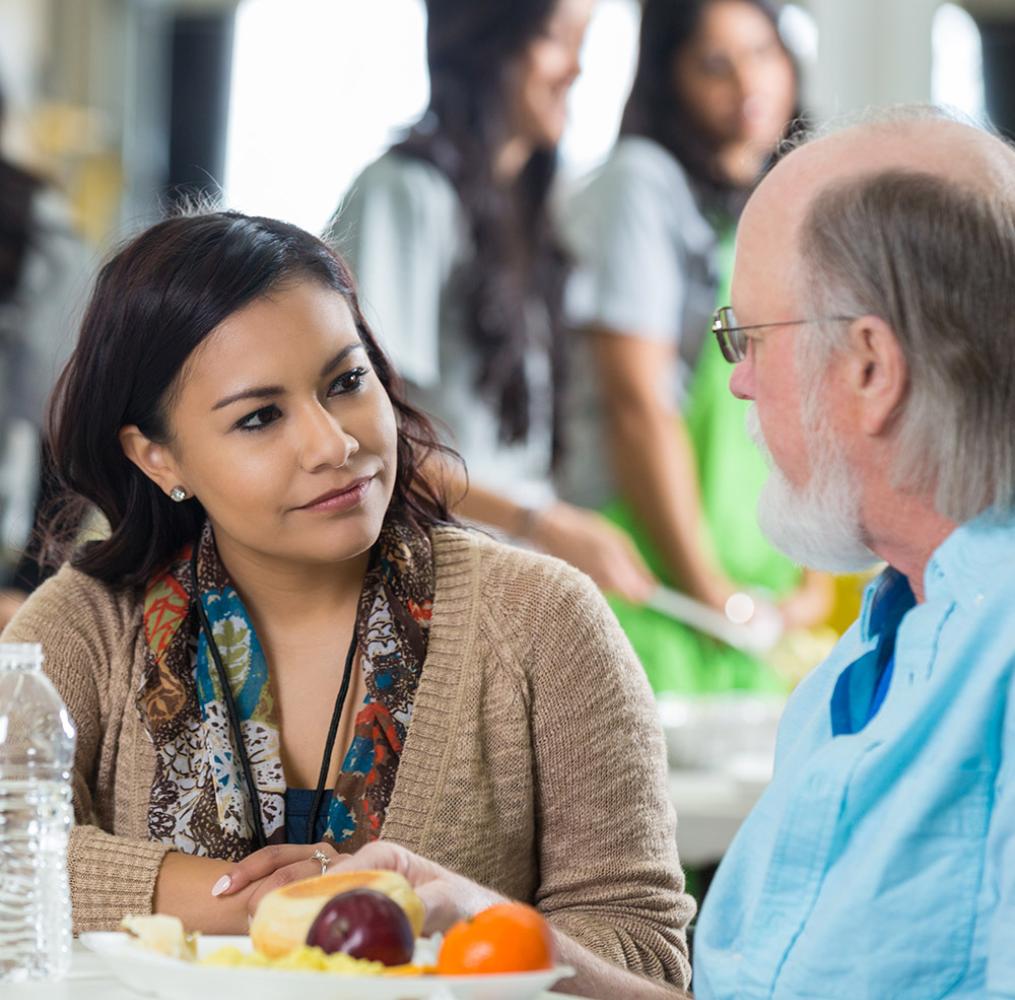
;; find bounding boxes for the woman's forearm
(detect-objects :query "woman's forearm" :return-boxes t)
[153,851,258,934]
[552,930,691,999]
[779,568,836,629]
[456,481,533,537]
[608,393,729,607]
[421,454,533,536]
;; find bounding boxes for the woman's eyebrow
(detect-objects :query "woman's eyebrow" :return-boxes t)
[211,343,365,412]
[212,385,283,411]
[319,341,365,377]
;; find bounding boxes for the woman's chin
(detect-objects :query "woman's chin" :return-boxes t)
[283,516,386,568]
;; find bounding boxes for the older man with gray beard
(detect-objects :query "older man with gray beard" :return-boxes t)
[692,106,1015,1000]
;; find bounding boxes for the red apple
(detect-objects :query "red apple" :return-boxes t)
[305,888,415,966]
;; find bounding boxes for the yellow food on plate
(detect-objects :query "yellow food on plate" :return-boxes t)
[201,944,387,975]
[249,869,424,959]
[383,963,436,977]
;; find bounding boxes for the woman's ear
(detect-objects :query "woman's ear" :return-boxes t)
[118,425,186,499]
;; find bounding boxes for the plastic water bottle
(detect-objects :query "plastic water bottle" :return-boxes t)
[0,643,76,981]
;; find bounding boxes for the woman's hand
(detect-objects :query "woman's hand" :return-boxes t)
[528,501,657,604]
[0,588,27,631]
[778,570,835,631]
[211,840,504,932]
[209,841,343,919]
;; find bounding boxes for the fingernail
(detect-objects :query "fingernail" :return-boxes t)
[211,875,232,897]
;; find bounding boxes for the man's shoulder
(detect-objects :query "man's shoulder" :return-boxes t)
[935,511,1015,607]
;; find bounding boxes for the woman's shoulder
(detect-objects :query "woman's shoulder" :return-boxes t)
[347,149,459,216]
[1,563,142,654]
[429,526,646,694]
[431,525,604,621]
[331,149,463,254]
[598,136,695,196]
[564,136,704,245]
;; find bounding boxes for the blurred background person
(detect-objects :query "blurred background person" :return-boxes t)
[560,0,833,695]
[0,75,88,629]
[329,0,657,605]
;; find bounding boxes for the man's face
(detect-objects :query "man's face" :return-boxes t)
[729,185,878,572]
[728,190,813,490]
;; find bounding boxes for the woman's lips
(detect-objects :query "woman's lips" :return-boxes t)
[296,476,373,513]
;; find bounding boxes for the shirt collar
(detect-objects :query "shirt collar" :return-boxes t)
[859,567,915,644]
[923,508,1015,610]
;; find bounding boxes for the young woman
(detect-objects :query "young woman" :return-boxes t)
[1,211,693,996]
[560,0,834,693]
[329,0,655,605]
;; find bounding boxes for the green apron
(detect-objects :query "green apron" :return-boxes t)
[603,225,800,695]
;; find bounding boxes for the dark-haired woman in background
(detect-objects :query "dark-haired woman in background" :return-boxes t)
[1,210,693,995]
[0,79,87,627]
[560,0,833,694]
[329,0,655,604]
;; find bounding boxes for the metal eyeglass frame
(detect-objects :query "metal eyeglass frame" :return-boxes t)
[711,305,854,364]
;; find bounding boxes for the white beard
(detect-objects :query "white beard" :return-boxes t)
[746,404,880,573]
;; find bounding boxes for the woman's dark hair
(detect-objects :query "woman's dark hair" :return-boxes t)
[394,0,569,461]
[621,0,800,214]
[45,211,457,589]
[0,81,43,301]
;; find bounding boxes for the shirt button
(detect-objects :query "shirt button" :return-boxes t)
[975,593,985,604]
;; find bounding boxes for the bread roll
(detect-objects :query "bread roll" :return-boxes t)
[120,914,197,960]
[249,869,425,958]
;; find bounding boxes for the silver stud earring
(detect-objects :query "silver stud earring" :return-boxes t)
[169,486,187,502]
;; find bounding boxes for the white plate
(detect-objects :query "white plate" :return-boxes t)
[79,931,575,1000]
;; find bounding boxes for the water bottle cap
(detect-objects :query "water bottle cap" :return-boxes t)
[0,643,44,672]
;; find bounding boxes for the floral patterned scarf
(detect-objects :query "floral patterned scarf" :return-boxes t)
[137,514,434,860]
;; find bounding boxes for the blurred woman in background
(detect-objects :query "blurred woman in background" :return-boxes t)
[330,0,655,604]
[0,78,87,628]
[561,0,833,693]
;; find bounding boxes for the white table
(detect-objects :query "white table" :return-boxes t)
[3,943,577,999]
[669,767,768,868]
[5,944,138,1000]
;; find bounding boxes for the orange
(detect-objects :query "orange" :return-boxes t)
[436,902,554,975]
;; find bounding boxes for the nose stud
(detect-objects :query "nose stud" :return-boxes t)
[169,486,188,502]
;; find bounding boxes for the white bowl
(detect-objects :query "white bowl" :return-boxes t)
[657,693,784,774]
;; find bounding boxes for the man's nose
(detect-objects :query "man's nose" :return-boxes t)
[729,357,754,401]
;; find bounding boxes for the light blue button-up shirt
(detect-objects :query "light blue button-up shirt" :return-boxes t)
[693,512,1015,999]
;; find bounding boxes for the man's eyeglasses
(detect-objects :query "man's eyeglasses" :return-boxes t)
[711,306,854,364]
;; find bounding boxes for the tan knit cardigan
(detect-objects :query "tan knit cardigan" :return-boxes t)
[2,526,694,986]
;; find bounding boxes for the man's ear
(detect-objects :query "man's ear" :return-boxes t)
[118,425,186,499]
[842,315,908,437]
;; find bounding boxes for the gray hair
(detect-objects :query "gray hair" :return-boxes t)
[791,106,1015,521]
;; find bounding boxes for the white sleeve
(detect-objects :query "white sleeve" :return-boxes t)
[327,154,461,389]
[14,188,93,425]
[562,156,686,343]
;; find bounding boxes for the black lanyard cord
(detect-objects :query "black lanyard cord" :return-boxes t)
[190,544,359,850]
[307,633,357,845]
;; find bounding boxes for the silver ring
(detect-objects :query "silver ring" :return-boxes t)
[310,848,330,877]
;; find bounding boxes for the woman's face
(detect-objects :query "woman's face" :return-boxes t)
[673,0,796,151]
[506,0,594,150]
[142,280,398,571]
